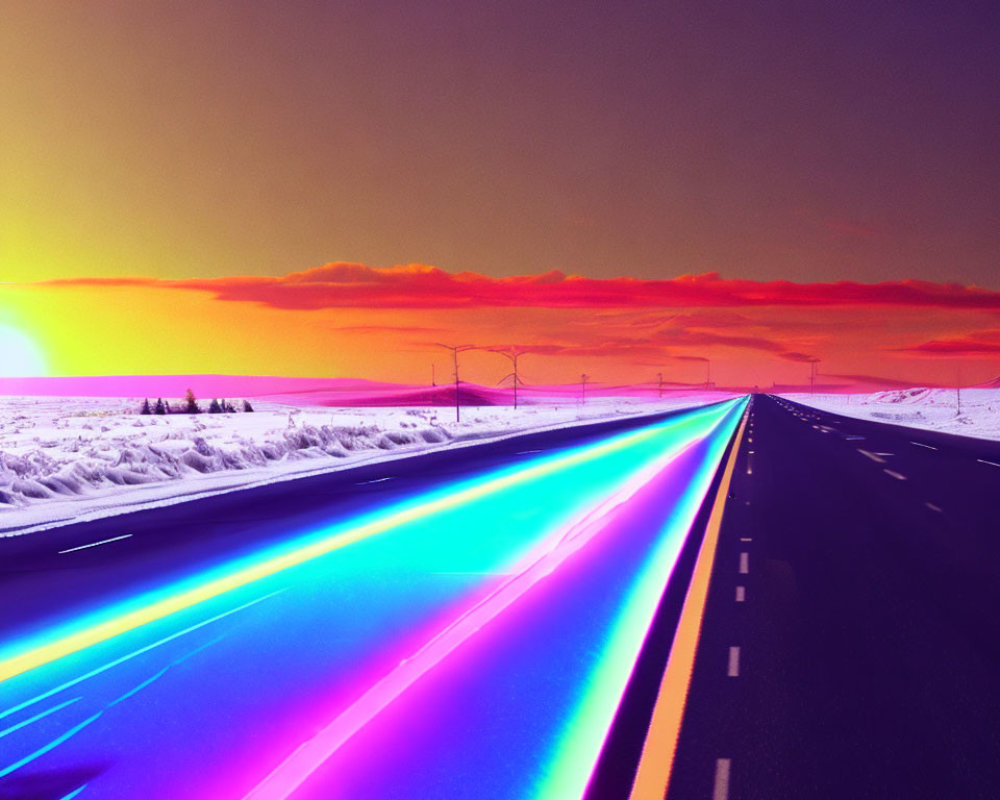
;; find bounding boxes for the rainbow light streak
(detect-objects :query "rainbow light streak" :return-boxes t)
[0,405,728,687]
[240,399,745,800]
[533,399,745,799]
[0,401,745,799]
[242,431,708,799]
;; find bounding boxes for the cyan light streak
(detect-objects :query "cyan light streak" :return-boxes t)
[0,696,81,740]
[0,710,103,779]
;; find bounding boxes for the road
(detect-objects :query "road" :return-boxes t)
[0,399,745,800]
[662,394,1000,800]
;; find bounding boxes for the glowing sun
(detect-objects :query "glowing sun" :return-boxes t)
[0,323,47,377]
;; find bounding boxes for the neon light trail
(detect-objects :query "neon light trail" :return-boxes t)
[0,400,746,798]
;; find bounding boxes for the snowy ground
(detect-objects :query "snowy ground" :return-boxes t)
[0,395,727,536]
[784,387,1000,441]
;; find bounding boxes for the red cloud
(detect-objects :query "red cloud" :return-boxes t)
[779,351,820,363]
[434,327,807,363]
[40,263,1000,311]
[891,329,1000,357]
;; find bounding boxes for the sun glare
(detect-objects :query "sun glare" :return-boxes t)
[0,323,47,377]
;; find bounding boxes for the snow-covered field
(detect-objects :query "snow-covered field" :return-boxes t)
[784,387,1000,440]
[0,394,726,535]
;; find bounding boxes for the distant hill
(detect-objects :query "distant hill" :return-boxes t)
[0,374,737,406]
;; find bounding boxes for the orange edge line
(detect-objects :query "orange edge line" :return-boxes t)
[627,406,748,800]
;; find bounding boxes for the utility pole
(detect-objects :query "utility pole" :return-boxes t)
[956,365,962,417]
[580,373,589,406]
[657,372,664,398]
[435,344,475,422]
[706,359,712,389]
[494,348,525,409]
[431,363,436,387]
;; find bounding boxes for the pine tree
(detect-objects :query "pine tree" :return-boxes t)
[140,398,152,415]
[184,389,201,414]
[243,399,254,413]
[154,398,166,415]
[208,398,222,414]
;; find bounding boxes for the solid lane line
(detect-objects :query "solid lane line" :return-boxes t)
[627,412,748,800]
[977,459,1000,468]
[911,441,937,450]
[713,759,731,800]
[58,534,133,555]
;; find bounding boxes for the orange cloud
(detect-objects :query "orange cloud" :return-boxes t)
[40,263,1000,311]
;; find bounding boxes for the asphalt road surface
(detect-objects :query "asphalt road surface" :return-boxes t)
[667,394,1000,800]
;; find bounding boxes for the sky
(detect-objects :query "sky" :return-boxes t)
[1,1,998,387]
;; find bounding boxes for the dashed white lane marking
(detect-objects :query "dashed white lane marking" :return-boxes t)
[713,758,732,800]
[356,477,393,485]
[925,502,942,512]
[735,585,746,602]
[875,452,895,457]
[858,449,887,464]
[727,646,741,677]
[739,537,752,542]
[739,552,749,574]
[884,469,907,481]
[58,533,133,554]
[911,441,937,450]
[977,459,1000,468]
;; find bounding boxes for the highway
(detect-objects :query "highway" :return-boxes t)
[659,395,1000,800]
[0,399,745,800]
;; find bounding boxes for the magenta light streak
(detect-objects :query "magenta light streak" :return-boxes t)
[240,439,700,800]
